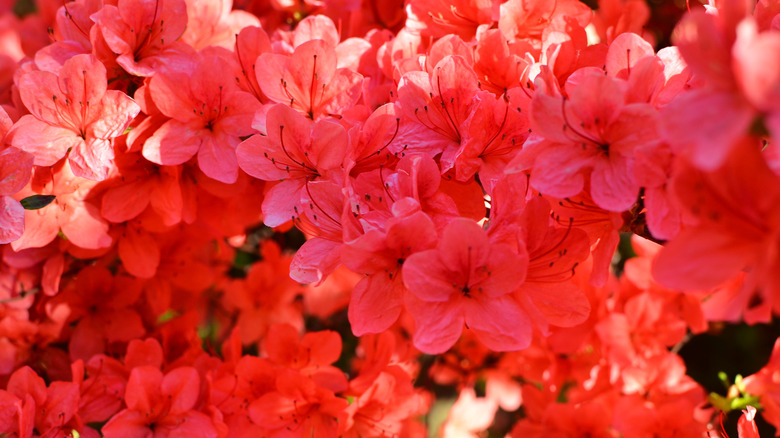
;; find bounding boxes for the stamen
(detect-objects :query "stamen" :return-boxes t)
[378,165,396,204]
[309,54,318,119]
[355,118,401,167]
[532,217,574,261]
[479,94,511,158]
[625,49,632,76]
[62,1,89,38]
[435,67,461,141]
[560,97,606,149]
[277,125,318,174]
[235,40,263,99]
[304,181,340,227]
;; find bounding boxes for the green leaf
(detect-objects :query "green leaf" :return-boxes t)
[20,195,56,210]
[157,309,179,324]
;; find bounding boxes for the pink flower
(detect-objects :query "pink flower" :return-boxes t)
[402,218,530,353]
[0,141,33,244]
[93,0,191,76]
[10,54,140,181]
[509,70,659,212]
[236,103,347,227]
[255,39,363,120]
[142,53,260,183]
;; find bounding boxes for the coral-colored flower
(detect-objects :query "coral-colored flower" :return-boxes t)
[236,103,347,227]
[547,187,624,287]
[222,241,305,345]
[342,202,437,335]
[498,0,592,47]
[0,145,33,244]
[396,55,479,160]
[402,218,530,353]
[343,333,424,438]
[12,161,112,251]
[181,0,259,50]
[663,5,780,170]
[255,39,363,120]
[447,88,530,186]
[487,175,592,333]
[592,0,651,45]
[653,143,780,323]
[510,70,659,212]
[405,0,499,40]
[248,369,349,437]
[234,25,272,101]
[288,180,356,285]
[11,54,140,180]
[0,107,32,244]
[93,0,191,76]
[143,53,260,183]
[473,28,534,96]
[102,366,220,437]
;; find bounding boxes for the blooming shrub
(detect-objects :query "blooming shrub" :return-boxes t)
[0,0,779,436]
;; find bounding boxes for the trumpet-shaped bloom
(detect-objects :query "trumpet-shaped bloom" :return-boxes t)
[342,204,437,336]
[0,146,33,244]
[93,0,190,76]
[143,53,260,183]
[255,39,363,120]
[102,366,220,437]
[236,104,347,227]
[11,54,140,180]
[510,71,659,212]
[12,161,112,251]
[402,218,530,353]
[652,142,780,322]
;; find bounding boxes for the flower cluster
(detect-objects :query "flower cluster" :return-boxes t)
[0,0,779,436]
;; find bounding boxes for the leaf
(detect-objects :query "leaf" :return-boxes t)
[20,195,55,210]
[157,309,179,324]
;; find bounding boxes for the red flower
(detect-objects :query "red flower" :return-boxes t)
[738,406,760,438]
[50,266,145,361]
[402,218,530,353]
[236,103,347,227]
[248,369,349,437]
[5,366,81,437]
[342,205,437,336]
[93,0,190,76]
[11,54,140,180]
[12,161,112,251]
[0,145,33,244]
[510,70,659,212]
[254,39,363,120]
[102,366,220,437]
[143,53,260,183]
